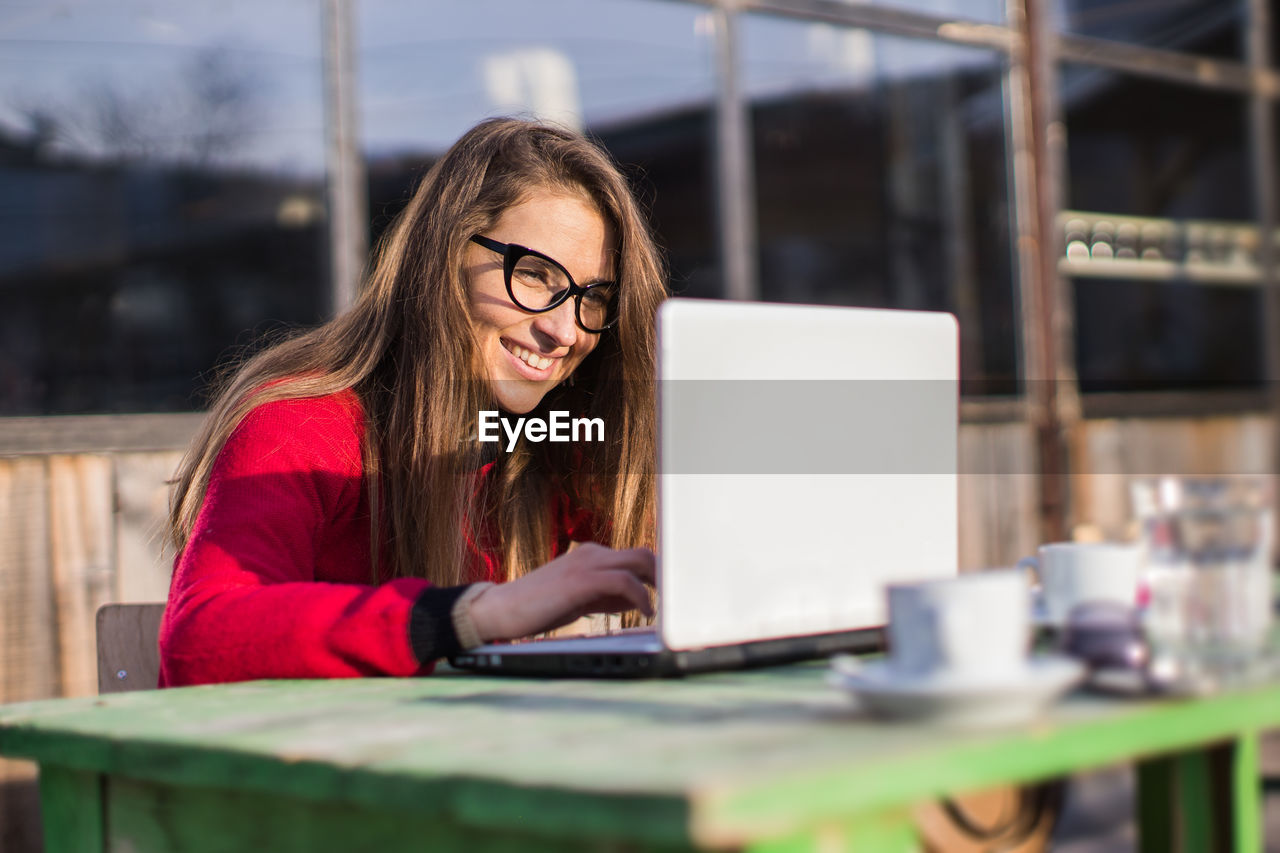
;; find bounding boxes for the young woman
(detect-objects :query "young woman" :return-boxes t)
[159,118,666,685]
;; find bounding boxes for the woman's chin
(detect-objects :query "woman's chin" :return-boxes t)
[487,380,547,415]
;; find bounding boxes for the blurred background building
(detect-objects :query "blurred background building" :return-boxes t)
[1,0,1278,848]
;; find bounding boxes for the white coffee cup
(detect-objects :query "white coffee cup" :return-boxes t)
[1019,542,1142,626]
[886,569,1031,685]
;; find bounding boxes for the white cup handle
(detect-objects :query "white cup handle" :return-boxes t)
[1016,557,1045,619]
[1015,555,1041,587]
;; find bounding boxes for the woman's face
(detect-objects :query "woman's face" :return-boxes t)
[465,187,616,414]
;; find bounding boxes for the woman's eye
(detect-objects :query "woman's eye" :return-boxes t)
[583,287,614,306]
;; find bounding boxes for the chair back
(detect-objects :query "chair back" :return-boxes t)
[95,603,165,694]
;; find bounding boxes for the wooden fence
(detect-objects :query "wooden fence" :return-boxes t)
[0,450,181,851]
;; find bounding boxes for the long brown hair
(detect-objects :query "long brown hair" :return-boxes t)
[168,118,666,586]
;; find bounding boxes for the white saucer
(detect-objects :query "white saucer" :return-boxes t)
[827,655,1085,728]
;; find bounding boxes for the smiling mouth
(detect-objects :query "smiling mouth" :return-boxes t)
[501,339,556,371]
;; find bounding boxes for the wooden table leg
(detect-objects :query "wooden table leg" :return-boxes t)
[38,764,104,853]
[1227,733,1263,853]
[1137,754,1177,853]
[1137,733,1263,853]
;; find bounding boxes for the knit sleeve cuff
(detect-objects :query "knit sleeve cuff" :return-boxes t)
[408,584,472,663]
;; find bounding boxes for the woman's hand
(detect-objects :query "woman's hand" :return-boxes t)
[467,543,656,643]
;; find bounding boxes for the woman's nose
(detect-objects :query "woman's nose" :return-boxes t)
[531,298,579,347]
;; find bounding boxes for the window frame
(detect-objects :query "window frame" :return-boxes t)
[1048,3,1280,418]
[6,0,1274,445]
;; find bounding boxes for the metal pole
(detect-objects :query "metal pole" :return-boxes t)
[1055,34,1253,93]
[1246,0,1276,354]
[1003,13,1037,399]
[1246,0,1280,544]
[712,3,759,301]
[739,0,1015,51]
[1015,0,1075,543]
[323,0,368,314]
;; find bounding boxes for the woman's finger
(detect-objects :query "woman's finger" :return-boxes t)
[585,570,653,616]
[579,546,656,583]
[617,547,658,582]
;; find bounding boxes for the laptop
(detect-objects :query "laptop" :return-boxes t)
[450,298,958,677]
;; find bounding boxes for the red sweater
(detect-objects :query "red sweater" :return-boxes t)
[159,390,592,686]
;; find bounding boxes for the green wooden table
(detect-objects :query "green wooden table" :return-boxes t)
[0,663,1275,852]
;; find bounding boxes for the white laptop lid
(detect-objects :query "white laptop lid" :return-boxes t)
[657,298,958,650]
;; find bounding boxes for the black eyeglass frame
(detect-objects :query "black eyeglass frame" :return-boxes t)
[470,235,619,333]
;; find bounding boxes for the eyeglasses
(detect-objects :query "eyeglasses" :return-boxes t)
[470,235,618,333]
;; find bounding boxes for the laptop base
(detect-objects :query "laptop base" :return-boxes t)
[449,628,885,678]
